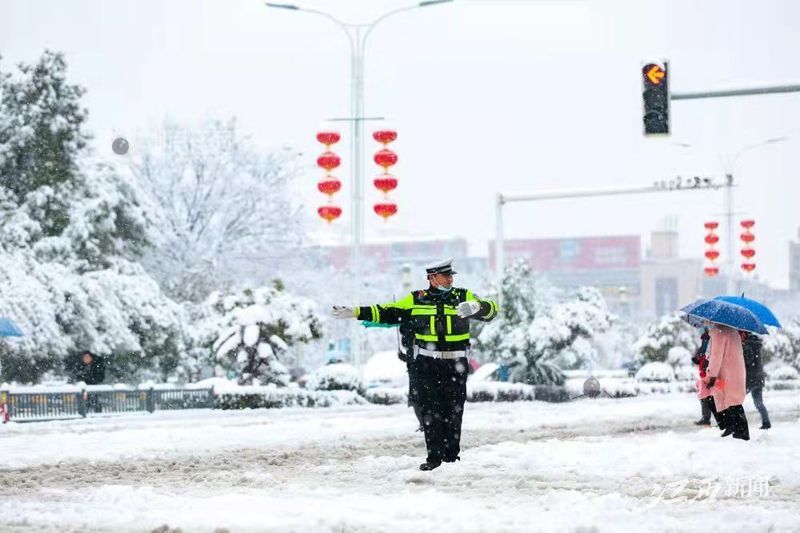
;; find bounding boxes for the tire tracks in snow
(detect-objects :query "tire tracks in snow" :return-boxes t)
[2,408,798,503]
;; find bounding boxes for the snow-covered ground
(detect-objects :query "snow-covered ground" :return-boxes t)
[2,391,800,533]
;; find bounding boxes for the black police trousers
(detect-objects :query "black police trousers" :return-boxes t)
[414,354,469,463]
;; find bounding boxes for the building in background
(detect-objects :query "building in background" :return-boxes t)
[306,236,488,282]
[489,235,642,316]
[640,230,703,319]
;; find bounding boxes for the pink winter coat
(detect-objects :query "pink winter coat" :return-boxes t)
[706,325,746,411]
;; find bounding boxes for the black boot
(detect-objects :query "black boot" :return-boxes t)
[719,410,733,437]
[694,419,711,426]
[760,422,771,430]
[419,460,441,471]
[731,406,750,441]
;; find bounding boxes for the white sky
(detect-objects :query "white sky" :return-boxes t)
[2,0,799,287]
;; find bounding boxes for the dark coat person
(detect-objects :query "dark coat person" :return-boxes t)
[73,351,106,385]
[740,331,771,429]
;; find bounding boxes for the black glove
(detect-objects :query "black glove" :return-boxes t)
[691,354,701,365]
[706,376,717,388]
[397,350,410,364]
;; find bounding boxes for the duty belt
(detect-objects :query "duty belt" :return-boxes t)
[415,346,469,360]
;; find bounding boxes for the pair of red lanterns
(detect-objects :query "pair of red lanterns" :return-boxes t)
[315,130,399,223]
[702,219,757,277]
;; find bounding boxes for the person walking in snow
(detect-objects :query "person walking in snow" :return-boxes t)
[332,259,498,471]
[702,323,749,440]
[740,331,771,429]
[692,328,720,427]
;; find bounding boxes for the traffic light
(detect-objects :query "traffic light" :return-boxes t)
[642,61,669,135]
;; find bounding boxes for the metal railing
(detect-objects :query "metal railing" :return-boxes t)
[1,387,214,422]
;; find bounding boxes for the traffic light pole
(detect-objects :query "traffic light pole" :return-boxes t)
[493,181,733,307]
[672,84,800,101]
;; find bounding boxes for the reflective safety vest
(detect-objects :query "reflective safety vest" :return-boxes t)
[356,287,498,351]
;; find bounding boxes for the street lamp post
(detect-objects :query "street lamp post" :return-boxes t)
[266,1,452,366]
[675,137,786,293]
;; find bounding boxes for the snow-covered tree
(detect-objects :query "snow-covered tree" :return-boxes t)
[0,250,187,382]
[0,51,89,238]
[477,261,613,385]
[0,51,180,383]
[762,318,800,371]
[133,119,304,302]
[200,282,324,385]
[633,312,699,366]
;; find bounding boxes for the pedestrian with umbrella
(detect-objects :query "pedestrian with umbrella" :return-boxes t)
[715,295,781,430]
[681,299,767,441]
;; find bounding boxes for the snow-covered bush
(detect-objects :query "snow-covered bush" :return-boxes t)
[674,364,696,382]
[364,387,407,405]
[477,260,614,386]
[635,362,676,382]
[767,364,799,381]
[201,283,324,386]
[214,384,368,410]
[667,346,692,368]
[306,363,365,395]
[633,313,698,366]
[467,381,533,402]
[762,319,800,371]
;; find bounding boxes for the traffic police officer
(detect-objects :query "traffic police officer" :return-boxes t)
[332,258,498,471]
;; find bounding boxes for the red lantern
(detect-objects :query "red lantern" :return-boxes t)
[740,248,756,259]
[374,148,398,169]
[704,266,720,276]
[704,221,719,230]
[317,178,342,196]
[373,174,398,195]
[704,250,720,261]
[740,232,755,243]
[318,205,342,223]
[741,263,756,273]
[373,202,398,220]
[372,130,397,144]
[740,219,755,229]
[316,131,341,147]
[704,234,720,245]
[317,151,341,172]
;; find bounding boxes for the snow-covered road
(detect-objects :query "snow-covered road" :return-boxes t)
[2,391,800,532]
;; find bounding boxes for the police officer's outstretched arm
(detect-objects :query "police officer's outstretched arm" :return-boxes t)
[456,290,498,321]
[331,294,414,325]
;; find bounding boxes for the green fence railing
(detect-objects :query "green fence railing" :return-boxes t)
[1,387,214,422]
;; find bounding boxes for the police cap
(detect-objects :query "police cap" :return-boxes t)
[424,258,457,276]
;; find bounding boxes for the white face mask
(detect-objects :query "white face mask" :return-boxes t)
[435,285,453,293]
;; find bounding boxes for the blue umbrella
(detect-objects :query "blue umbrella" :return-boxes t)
[680,299,709,327]
[680,299,768,335]
[713,295,781,328]
[0,317,24,337]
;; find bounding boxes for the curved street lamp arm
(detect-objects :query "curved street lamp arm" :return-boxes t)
[266,3,356,52]
[362,1,451,51]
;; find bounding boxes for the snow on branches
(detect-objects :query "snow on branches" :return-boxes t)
[201,283,324,386]
[476,260,614,386]
[633,312,698,367]
[133,119,304,302]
